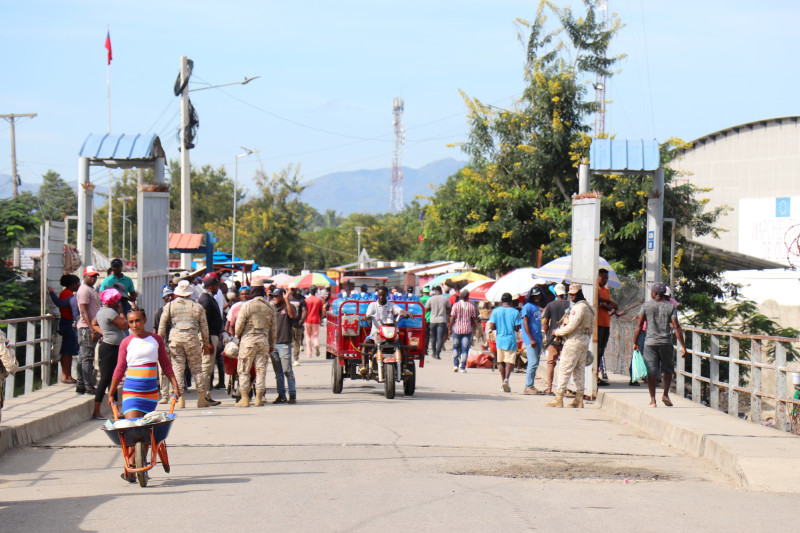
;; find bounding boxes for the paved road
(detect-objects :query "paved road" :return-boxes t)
[1,349,797,532]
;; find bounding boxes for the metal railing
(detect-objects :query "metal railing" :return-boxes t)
[605,317,800,434]
[676,327,800,433]
[1,315,57,403]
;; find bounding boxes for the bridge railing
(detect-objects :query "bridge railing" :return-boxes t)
[606,317,800,434]
[676,326,800,433]
[1,315,58,404]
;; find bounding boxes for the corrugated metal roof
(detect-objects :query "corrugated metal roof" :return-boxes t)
[168,233,204,250]
[590,138,660,172]
[683,116,800,151]
[79,133,165,160]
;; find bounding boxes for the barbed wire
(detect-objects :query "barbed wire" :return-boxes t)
[785,224,800,270]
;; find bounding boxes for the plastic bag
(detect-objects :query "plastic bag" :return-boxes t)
[631,349,648,382]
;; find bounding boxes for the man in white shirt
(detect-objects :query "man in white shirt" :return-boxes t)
[360,287,409,376]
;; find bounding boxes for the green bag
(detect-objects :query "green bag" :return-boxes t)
[631,349,648,382]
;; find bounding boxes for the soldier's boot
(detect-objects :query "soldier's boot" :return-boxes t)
[569,394,584,408]
[545,392,564,408]
[197,395,211,408]
[177,394,185,409]
[204,394,221,407]
[254,391,264,407]
[235,393,250,407]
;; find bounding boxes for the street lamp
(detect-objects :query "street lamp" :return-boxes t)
[119,196,133,261]
[354,226,365,260]
[233,146,255,260]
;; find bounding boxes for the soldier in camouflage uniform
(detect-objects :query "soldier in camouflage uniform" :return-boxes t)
[0,328,19,422]
[546,283,595,408]
[234,279,276,407]
[158,280,214,408]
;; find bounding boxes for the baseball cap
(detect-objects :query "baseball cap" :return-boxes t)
[161,286,174,298]
[288,282,298,289]
[422,286,430,293]
[271,287,285,297]
[651,282,667,295]
[554,284,567,296]
[530,287,541,296]
[360,284,368,291]
[568,283,583,295]
[83,266,99,276]
[203,273,219,286]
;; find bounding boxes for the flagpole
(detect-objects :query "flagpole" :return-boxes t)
[106,24,113,259]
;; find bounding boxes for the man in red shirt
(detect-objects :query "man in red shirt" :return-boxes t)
[304,286,325,357]
[597,268,618,386]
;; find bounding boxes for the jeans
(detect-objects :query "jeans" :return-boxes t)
[597,326,610,376]
[431,323,447,357]
[271,343,296,397]
[452,332,472,369]
[525,343,542,389]
[77,328,97,389]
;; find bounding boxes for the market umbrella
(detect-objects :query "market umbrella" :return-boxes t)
[448,271,490,283]
[423,272,460,289]
[266,273,294,287]
[535,255,621,289]
[462,279,495,301]
[485,268,549,302]
[289,272,337,289]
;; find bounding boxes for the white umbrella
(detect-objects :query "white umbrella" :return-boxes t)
[536,255,622,289]
[484,268,549,302]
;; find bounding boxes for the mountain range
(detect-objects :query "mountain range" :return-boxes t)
[300,158,464,215]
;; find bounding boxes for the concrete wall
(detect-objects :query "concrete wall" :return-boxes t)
[671,117,800,262]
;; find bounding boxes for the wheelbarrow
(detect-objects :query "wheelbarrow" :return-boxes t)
[101,396,178,487]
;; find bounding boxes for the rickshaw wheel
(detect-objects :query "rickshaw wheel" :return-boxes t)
[135,442,148,487]
[384,364,396,399]
[404,360,416,396]
[331,358,343,394]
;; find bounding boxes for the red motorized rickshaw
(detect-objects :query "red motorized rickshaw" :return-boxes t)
[326,298,426,399]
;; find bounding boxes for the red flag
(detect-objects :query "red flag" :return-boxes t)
[105,31,112,65]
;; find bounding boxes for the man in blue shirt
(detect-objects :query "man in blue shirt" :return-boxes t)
[487,292,522,393]
[521,287,543,394]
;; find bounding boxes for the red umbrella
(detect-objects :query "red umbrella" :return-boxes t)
[464,279,495,301]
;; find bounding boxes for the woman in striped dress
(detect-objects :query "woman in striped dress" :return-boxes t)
[108,309,180,418]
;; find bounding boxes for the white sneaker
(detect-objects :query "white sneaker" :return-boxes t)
[460,369,467,374]
[293,360,300,367]
[502,381,511,393]
[453,367,459,372]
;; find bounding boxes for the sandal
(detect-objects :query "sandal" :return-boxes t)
[61,378,77,384]
[85,387,96,395]
[662,396,673,407]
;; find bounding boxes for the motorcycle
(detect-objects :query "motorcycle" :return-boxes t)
[361,315,414,399]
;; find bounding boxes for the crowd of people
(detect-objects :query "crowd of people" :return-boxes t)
[32,260,689,425]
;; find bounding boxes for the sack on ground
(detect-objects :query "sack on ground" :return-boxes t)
[466,349,494,369]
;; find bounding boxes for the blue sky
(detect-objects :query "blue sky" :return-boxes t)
[1,1,798,197]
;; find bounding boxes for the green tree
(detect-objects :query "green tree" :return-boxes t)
[235,165,316,268]
[36,170,77,223]
[0,196,40,317]
[422,0,622,270]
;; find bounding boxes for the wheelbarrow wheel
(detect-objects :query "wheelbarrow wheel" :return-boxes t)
[158,442,170,473]
[135,442,148,487]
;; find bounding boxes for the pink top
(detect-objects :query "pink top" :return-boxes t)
[451,300,477,335]
[112,333,174,380]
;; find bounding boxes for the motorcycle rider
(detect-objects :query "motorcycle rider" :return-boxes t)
[361,287,410,377]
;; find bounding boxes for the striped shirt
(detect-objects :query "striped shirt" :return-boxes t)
[450,300,477,335]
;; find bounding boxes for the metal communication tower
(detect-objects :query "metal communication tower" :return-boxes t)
[390,97,405,214]
[593,0,608,137]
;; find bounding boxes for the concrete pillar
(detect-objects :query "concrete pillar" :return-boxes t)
[76,157,93,268]
[578,163,589,194]
[644,168,664,299]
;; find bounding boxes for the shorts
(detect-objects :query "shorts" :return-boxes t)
[496,348,517,364]
[643,344,674,376]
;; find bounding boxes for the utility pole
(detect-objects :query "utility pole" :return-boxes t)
[179,56,192,270]
[1,113,37,267]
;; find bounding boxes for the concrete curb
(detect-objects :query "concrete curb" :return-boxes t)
[0,385,94,456]
[597,379,800,493]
